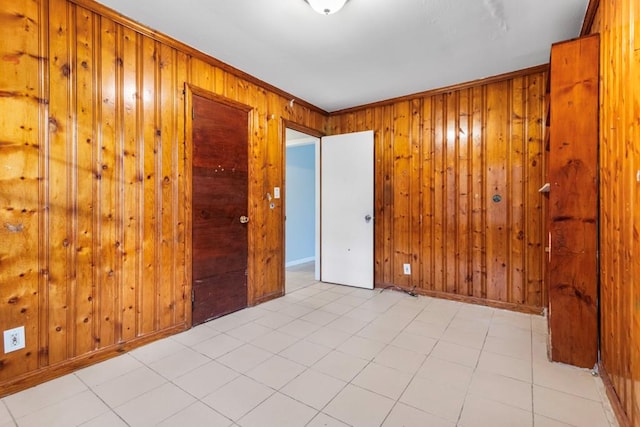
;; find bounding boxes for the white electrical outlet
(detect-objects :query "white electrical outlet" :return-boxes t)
[403,263,411,275]
[4,326,25,353]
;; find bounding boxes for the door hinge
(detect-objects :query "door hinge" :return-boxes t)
[192,108,195,120]
[191,289,195,303]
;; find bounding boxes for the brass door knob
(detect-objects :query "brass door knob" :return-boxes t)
[240,215,249,224]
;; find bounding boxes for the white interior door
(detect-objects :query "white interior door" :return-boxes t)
[321,130,374,289]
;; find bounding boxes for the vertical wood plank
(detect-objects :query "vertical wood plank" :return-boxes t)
[97,15,118,348]
[445,92,459,294]
[381,105,393,285]
[172,51,191,325]
[510,77,525,304]
[409,99,422,289]
[457,89,471,295]
[525,73,544,306]
[158,43,176,329]
[471,86,486,299]
[392,101,411,287]
[139,35,157,335]
[0,0,42,380]
[119,27,138,341]
[432,95,445,293]
[74,6,96,355]
[47,0,72,364]
[484,82,509,302]
[420,97,434,290]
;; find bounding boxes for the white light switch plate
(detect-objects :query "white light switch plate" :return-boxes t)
[274,187,280,199]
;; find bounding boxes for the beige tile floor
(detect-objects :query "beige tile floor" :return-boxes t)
[0,262,619,427]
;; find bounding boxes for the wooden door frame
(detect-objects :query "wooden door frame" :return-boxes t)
[281,120,324,290]
[184,84,253,327]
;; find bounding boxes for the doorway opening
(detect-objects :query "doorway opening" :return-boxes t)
[284,128,320,293]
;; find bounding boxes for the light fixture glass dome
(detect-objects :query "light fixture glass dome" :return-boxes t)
[306,0,348,15]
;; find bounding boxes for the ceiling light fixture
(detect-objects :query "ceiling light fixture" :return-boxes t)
[306,0,348,15]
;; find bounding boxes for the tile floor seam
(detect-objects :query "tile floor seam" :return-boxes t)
[304,411,347,427]
[0,400,17,427]
[6,381,90,424]
[533,383,610,403]
[530,314,538,427]
[73,372,132,427]
[453,313,490,427]
[204,375,277,423]
[376,352,434,427]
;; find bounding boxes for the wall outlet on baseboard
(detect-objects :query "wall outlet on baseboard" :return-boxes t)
[4,326,26,353]
[403,263,411,275]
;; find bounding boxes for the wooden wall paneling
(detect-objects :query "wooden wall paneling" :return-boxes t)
[597,0,612,384]
[119,26,138,342]
[47,0,73,364]
[189,58,213,93]
[409,99,423,291]
[379,105,394,286]
[615,5,628,403]
[1,0,332,396]
[246,88,262,305]
[452,92,466,294]
[258,92,283,303]
[633,13,640,423]
[420,97,434,290]
[249,90,260,305]
[432,95,445,293]
[158,43,178,330]
[470,86,487,299]
[618,0,633,408]
[392,101,411,287]
[222,71,235,100]
[372,107,384,285]
[97,13,118,349]
[457,89,471,296]
[610,0,625,394]
[633,3,640,423]
[175,50,188,327]
[140,35,158,336]
[0,0,42,380]
[74,5,97,355]
[329,69,546,311]
[525,72,545,306]
[484,81,509,302]
[37,0,52,371]
[444,92,457,294]
[249,91,278,304]
[265,93,283,302]
[595,0,640,421]
[510,77,525,304]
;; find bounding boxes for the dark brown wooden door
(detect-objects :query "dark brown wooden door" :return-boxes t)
[192,94,249,325]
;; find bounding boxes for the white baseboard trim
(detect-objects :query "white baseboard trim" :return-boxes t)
[285,257,315,268]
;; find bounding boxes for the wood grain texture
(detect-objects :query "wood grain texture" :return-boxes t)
[0,0,42,380]
[0,0,324,396]
[547,35,599,369]
[592,0,640,425]
[328,70,547,311]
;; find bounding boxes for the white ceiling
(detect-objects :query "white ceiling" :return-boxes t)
[95,0,588,112]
